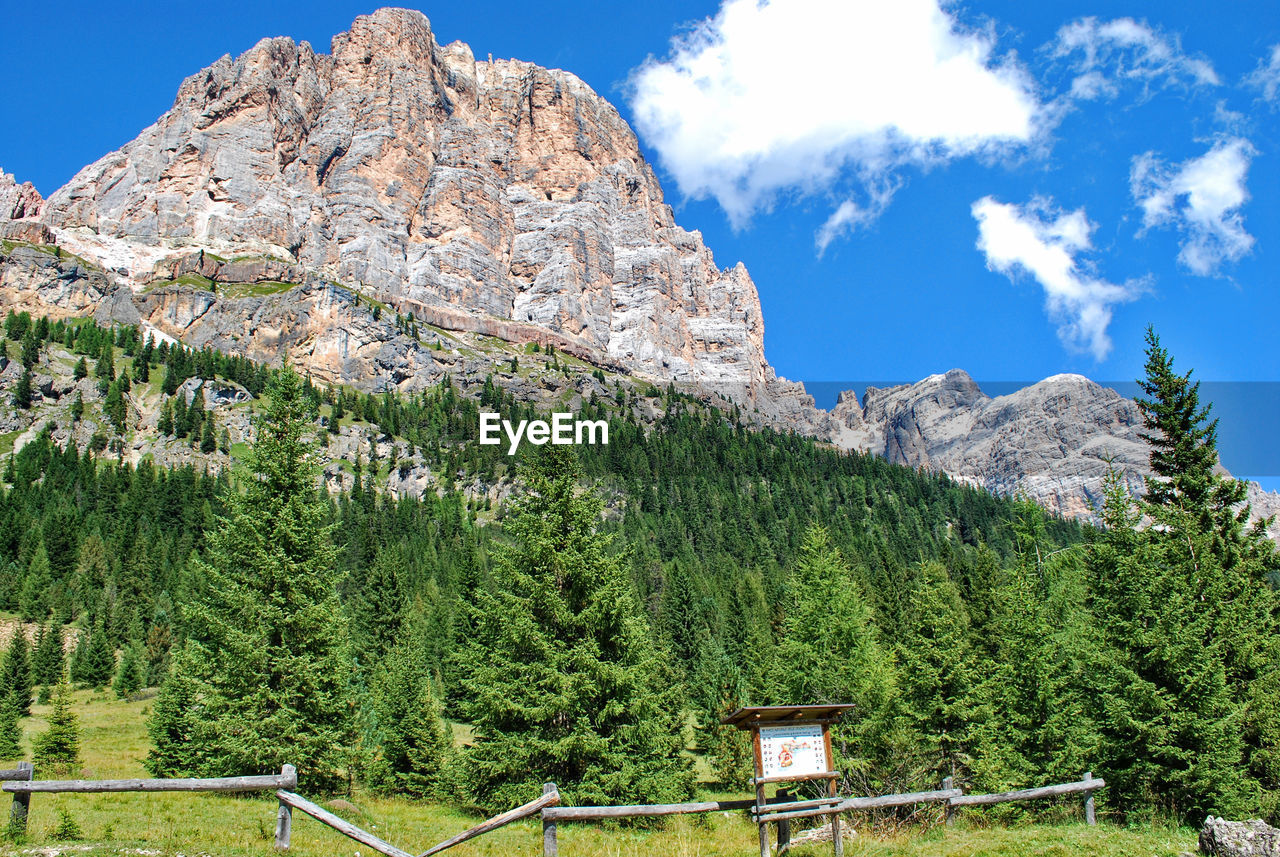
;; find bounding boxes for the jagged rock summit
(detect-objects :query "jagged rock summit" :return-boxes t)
[0,170,43,221]
[834,369,1149,517]
[36,7,811,420]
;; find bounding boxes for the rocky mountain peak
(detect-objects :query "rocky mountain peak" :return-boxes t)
[0,170,43,222]
[36,8,812,422]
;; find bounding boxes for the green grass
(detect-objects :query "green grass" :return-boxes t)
[0,429,21,457]
[217,280,299,299]
[0,239,57,256]
[147,272,215,291]
[0,691,1197,857]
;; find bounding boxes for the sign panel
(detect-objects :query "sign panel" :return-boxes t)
[758,723,828,780]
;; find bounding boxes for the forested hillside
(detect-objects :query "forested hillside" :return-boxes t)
[0,318,1276,828]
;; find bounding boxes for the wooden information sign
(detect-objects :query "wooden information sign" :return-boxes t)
[722,704,854,857]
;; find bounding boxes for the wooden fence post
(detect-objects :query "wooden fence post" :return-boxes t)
[1083,772,1095,826]
[776,789,791,854]
[942,776,954,827]
[275,765,296,849]
[8,762,33,836]
[542,783,558,857]
[829,776,842,857]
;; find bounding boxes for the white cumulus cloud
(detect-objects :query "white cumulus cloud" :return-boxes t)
[628,0,1044,236]
[1130,138,1256,276]
[1245,43,1280,103]
[972,197,1140,360]
[1049,17,1219,101]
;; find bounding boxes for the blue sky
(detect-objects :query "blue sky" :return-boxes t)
[1,1,1278,470]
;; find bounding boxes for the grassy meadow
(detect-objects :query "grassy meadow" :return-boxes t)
[0,690,1197,857]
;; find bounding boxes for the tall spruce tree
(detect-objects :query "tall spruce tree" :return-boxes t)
[771,525,903,795]
[1,630,33,716]
[12,368,34,409]
[18,544,52,622]
[147,363,355,790]
[33,678,80,771]
[456,446,693,812]
[0,692,21,761]
[894,561,982,786]
[1089,330,1280,822]
[113,638,146,699]
[367,607,451,798]
[32,623,65,687]
[71,619,115,689]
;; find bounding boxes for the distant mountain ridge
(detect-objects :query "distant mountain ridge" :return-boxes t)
[1,8,1276,529]
[828,369,1280,535]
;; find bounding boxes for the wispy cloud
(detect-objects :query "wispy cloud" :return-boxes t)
[1245,43,1280,104]
[1130,138,1255,276]
[972,196,1141,360]
[628,0,1044,242]
[1048,17,1219,101]
[815,180,899,256]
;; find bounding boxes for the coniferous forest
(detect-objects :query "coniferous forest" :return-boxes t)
[0,317,1277,829]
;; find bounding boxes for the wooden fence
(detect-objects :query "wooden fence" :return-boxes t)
[2,762,1103,857]
[538,772,1105,857]
[2,764,296,837]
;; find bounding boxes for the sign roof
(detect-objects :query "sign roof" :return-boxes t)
[720,704,854,728]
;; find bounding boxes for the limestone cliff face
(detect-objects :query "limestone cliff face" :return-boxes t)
[38,7,809,418]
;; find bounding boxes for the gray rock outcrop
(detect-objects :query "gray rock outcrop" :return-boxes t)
[834,370,1154,518]
[1200,816,1280,857]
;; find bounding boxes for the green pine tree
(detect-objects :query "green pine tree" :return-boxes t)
[72,621,115,689]
[18,544,52,622]
[158,398,174,435]
[145,647,205,777]
[456,446,693,812]
[20,331,40,369]
[32,623,65,687]
[148,363,355,790]
[772,525,904,795]
[1088,330,1280,822]
[368,609,451,798]
[11,368,33,409]
[329,396,344,434]
[0,692,21,761]
[200,413,217,453]
[112,639,146,699]
[94,340,114,383]
[73,356,88,380]
[894,561,982,787]
[33,678,80,771]
[104,380,127,434]
[1,629,34,716]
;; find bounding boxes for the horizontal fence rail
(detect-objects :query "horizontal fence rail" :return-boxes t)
[4,763,294,837]
[2,771,297,794]
[949,777,1104,807]
[539,772,1107,856]
[542,797,759,821]
[754,788,963,825]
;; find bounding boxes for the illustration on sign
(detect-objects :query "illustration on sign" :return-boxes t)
[758,724,828,779]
